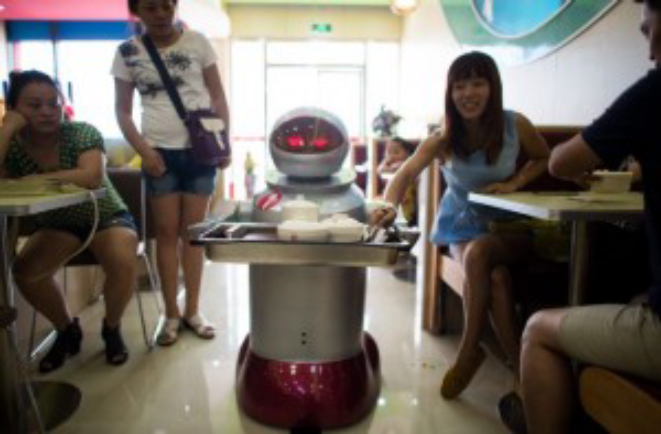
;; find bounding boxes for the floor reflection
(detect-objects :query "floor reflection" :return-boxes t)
[33,262,511,433]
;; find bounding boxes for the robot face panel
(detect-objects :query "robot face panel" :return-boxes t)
[271,117,343,155]
[270,108,349,178]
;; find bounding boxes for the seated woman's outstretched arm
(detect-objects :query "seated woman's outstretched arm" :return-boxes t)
[369,130,445,227]
[23,147,106,190]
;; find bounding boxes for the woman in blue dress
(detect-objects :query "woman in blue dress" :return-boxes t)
[371,51,550,399]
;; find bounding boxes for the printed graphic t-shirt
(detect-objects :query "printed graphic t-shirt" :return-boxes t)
[111,30,217,150]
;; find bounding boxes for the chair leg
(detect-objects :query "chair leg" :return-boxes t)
[136,254,162,350]
[134,281,150,350]
[439,281,448,335]
[27,309,57,362]
[27,308,36,360]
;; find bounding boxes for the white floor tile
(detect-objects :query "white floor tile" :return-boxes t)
[35,262,512,433]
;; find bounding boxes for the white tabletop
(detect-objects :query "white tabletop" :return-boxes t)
[0,189,105,216]
[469,191,644,221]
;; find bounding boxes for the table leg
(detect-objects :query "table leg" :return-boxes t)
[0,216,45,433]
[0,216,82,433]
[569,220,590,306]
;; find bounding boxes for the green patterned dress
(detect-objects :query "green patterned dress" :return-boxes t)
[4,122,128,233]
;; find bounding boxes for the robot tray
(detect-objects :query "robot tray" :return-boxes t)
[193,222,416,267]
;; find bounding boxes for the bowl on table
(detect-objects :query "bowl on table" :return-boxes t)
[589,171,633,194]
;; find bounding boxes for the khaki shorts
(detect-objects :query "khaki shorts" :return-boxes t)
[559,303,661,382]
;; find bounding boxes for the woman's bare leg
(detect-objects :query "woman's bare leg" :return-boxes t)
[13,230,82,329]
[150,194,183,319]
[89,227,138,328]
[490,265,521,376]
[179,193,211,319]
[443,233,531,397]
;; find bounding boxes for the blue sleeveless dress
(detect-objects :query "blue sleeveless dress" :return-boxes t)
[431,110,520,246]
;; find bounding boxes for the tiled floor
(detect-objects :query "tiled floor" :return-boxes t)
[34,259,513,433]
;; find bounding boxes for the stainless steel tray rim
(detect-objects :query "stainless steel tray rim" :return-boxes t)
[195,221,415,267]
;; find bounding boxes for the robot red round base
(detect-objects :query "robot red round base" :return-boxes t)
[236,333,381,430]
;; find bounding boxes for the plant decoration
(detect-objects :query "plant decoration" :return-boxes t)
[371,105,401,138]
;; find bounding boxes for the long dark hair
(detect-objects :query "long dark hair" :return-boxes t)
[128,0,179,15]
[6,70,59,109]
[443,51,504,165]
[391,137,416,156]
[635,0,660,11]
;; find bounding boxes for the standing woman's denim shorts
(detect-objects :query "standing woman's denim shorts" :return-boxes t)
[144,148,217,197]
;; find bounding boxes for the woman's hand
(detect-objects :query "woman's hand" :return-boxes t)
[369,202,397,228]
[482,181,518,194]
[573,172,601,190]
[141,148,166,177]
[218,156,232,170]
[2,110,28,134]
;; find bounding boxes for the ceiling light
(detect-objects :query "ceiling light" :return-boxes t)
[390,0,419,16]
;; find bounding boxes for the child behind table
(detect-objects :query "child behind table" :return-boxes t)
[378,137,417,226]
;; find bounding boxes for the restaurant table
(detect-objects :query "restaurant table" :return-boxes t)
[468,191,644,305]
[0,186,104,433]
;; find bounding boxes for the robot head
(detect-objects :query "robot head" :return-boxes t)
[270,107,349,178]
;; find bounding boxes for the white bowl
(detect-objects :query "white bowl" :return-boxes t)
[322,216,365,243]
[281,197,319,222]
[589,171,633,194]
[277,220,328,242]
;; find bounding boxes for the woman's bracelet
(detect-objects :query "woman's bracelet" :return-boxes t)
[375,201,397,213]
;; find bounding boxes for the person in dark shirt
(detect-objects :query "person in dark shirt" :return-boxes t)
[501,1,661,432]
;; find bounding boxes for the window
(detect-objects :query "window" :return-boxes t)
[57,40,140,139]
[15,41,55,76]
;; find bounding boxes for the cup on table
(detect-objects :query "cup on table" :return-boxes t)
[589,171,633,194]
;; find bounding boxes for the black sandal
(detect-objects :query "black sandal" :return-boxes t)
[101,321,128,366]
[39,318,83,374]
[498,391,527,434]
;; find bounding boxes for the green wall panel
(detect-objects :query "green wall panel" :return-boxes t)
[441,0,618,65]
[228,0,390,5]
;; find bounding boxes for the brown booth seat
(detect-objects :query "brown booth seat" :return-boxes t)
[580,366,661,434]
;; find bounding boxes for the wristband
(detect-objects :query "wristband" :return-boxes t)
[375,201,397,213]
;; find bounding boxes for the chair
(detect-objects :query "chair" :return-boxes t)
[27,167,162,358]
[580,366,661,434]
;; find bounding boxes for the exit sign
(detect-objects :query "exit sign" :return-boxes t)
[311,23,332,34]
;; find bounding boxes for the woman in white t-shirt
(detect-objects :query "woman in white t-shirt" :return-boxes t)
[112,0,230,346]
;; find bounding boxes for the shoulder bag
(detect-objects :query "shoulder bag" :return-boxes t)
[142,34,231,167]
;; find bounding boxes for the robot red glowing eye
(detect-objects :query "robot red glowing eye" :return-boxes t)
[311,137,329,150]
[286,136,305,148]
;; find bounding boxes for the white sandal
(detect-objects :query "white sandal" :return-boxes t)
[156,318,181,346]
[182,314,215,339]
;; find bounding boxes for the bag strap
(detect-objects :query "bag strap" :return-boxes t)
[142,34,188,121]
